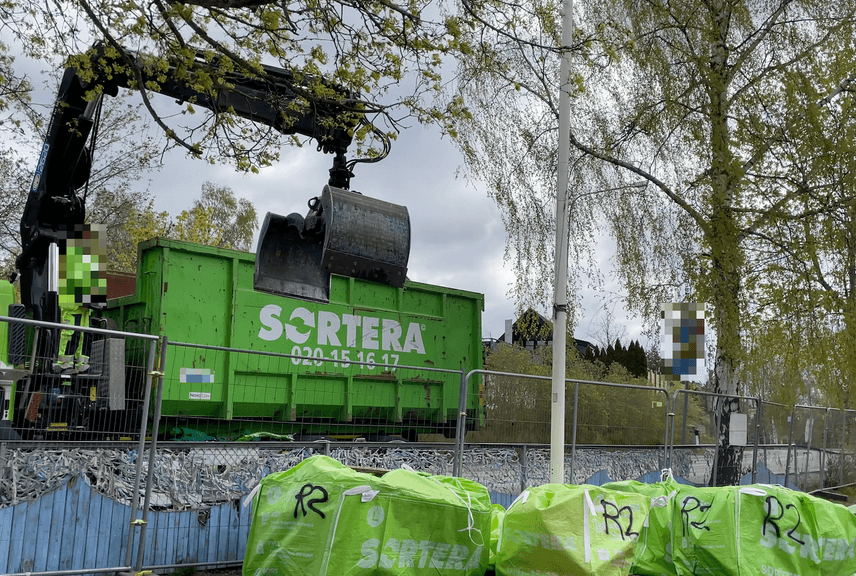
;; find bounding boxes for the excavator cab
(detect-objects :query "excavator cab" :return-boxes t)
[254,184,410,302]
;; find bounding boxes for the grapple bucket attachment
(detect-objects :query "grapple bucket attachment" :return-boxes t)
[254,185,410,302]
[320,185,410,287]
[254,212,330,302]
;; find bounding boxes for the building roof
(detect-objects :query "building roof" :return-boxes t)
[489,308,594,356]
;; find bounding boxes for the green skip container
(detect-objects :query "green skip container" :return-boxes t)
[105,238,484,440]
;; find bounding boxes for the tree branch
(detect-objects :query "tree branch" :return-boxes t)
[76,0,202,155]
[566,129,711,234]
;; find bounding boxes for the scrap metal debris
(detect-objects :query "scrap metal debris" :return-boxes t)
[0,444,694,511]
[0,446,308,509]
[0,445,459,511]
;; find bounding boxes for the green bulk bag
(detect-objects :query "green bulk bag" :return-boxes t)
[668,483,738,576]
[494,483,651,576]
[736,484,856,576]
[489,503,506,572]
[243,455,491,576]
[603,478,680,576]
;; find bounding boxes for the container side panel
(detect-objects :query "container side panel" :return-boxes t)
[106,239,484,434]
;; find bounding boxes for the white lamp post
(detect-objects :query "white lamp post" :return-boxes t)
[550,0,575,485]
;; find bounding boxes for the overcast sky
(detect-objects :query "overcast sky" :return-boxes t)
[13,50,654,350]
[141,117,651,347]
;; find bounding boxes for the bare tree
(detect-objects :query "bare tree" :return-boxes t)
[590,303,628,352]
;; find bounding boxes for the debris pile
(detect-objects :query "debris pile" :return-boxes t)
[0,446,311,509]
[0,444,698,511]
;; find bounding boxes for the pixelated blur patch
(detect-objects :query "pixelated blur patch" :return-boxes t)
[660,302,706,379]
[58,223,108,304]
[180,368,215,384]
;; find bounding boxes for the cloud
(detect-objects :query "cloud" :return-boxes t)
[145,123,521,339]
[136,115,656,348]
[12,50,652,349]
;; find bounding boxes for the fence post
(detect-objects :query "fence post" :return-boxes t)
[803,410,814,491]
[680,383,689,445]
[761,401,769,483]
[821,408,830,490]
[662,391,671,471]
[125,337,159,569]
[133,335,169,573]
[452,368,467,478]
[710,396,722,487]
[667,392,678,470]
[520,444,528,493]
[784,406,795,488]
[568,381,580,484]
[842,411,847,486]
[850,410,856,487]
[751,398,761,484]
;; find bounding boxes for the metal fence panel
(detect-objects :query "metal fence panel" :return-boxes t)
[0,316,158,442]
[162,341,470,442]
[787,405,828,491]
[463,371,669,448]
[3,330,856,575]
[667,389,763,486]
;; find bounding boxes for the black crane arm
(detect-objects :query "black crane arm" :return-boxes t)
[16,46,362,319]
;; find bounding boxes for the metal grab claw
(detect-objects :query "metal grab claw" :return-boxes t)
[254,185,410,302]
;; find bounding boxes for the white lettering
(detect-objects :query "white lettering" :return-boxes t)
[382,319,404,352]
[381,538,399,569]
[258,305,283,341]
[444,545,470,570]
[317,311,341,346]
[799,534,821,563]
[760,529,777,549]
[761,565,800,576]
[418,541,436,568]
[399,539,418,568]
[403,322,425,354]
[363,317,379,349]
[822,537,836,561]
[430,543,451,568]
[286,307,313,344]
[465,546,483,570]
[257,306,428,356]
[357,537,481,572]
[834,537,847,561]
[265,485,282,505]
[778,537,796,554]
[357,538,380,569]
[342,314,360,347]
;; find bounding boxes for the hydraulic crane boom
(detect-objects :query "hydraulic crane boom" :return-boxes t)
[16,45,410,322]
